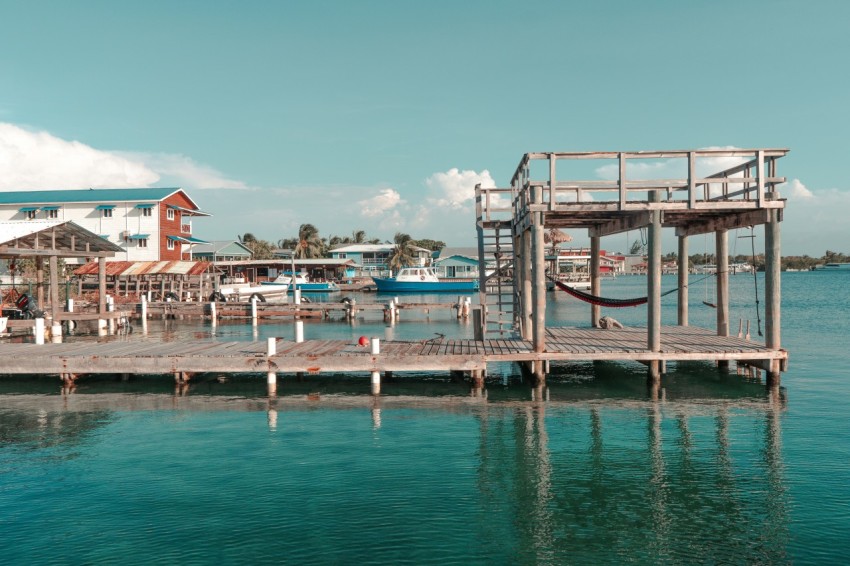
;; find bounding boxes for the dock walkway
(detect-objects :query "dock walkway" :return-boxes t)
[1,326,785,378]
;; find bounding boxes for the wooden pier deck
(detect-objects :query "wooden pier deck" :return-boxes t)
[0,326,786,378]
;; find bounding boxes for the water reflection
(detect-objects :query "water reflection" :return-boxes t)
[0,387,788,563]
[484,398,789,563]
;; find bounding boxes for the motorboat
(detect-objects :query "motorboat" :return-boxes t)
[260,272,340,292]
[372,267,478,293]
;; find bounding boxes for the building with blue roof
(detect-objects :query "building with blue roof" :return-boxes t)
[0,188,211,263]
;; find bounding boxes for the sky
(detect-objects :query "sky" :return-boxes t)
[1,0,848,256]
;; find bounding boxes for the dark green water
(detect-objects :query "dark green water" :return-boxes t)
[1,271,848,564]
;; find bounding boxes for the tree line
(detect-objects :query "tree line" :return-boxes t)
[236,224,446,270]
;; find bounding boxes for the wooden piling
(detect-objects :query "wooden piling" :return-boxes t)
[677,235,688,326]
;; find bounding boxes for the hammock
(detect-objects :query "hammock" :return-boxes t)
[548,276,678,308]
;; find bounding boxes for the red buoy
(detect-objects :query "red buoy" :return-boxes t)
[358,336,369,347]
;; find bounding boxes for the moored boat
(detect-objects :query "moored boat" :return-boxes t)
[260,272,340,292]
[372,267,478,293]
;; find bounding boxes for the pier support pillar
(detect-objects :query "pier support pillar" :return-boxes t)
[530,185,547,355]
[677,235,688,326]
[647,191,662,356]
[764,208,781,356]
[521,224,533,340]
[764,205,781,386]
[591,236,601,327]
[716,229,730,370]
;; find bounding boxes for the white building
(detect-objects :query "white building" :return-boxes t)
[0,188,210,263]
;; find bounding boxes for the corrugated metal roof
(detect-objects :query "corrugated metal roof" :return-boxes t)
[73,260,213,277]
[0,188,181,205]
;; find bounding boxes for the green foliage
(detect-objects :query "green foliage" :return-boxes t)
[411,238,445,252]
[388,232,415,273]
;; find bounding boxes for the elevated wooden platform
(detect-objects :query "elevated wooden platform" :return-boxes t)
[0,325,785,378]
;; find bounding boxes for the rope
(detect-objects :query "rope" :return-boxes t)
[749,226,763,337]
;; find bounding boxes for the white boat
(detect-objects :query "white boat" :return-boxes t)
[214,276,289,302]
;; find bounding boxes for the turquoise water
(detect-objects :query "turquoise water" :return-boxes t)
[1,272,848,564]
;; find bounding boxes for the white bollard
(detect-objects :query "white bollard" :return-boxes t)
[209,301,216,325]
[371,371,381,395]
[267,337,277,356]
[295,320,304,343]
[371,337,380,355]
[107,295,114,311]
[141,295,148,319]
[98,319,107,336]
[251,296,258,323]
[35,318,45,345]
[294,289,301,305]
[67,298,74,312]
[51,323,63,343]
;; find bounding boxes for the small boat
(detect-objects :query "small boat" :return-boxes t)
[372,267,479,293]
[216,276,288,301]
[260,272,340,292]
[814,262,850,270]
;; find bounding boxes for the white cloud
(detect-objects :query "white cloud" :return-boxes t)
[357,188,404,217]
[0,122,159,189]
[118,151,248,190]
[425,168,496,209]
[783,178,814,199]
[0,122,246,191]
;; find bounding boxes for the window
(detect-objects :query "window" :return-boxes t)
[102,208,113,218]
[167,208,175,220]
[142,207,152,217]
[137,238,148,248]
[26,210,37,220]
[47,209,58,219]
[167,239,175,250]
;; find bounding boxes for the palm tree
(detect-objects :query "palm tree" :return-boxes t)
[388,232,415,274]
[351,230,366,244]
[238,233,257,245]
[294,223,324,259]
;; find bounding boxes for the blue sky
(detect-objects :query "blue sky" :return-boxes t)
[1,0,847,255]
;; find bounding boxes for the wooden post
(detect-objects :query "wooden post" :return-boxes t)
[677,235,688,326]
[647,191,662,381]
[590,236,601,327]
[764,208,781,380]
[49,255,60,322]
[521,227,533,340]
[530,186,546,356]
[35,256,45,311]
[98,257,107,315]
[716,229,729,337]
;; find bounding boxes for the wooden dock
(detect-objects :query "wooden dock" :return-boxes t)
[0,326,785,380]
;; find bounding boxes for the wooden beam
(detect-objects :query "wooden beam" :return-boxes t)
[589,211,652,238]
[674,209,773,237]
